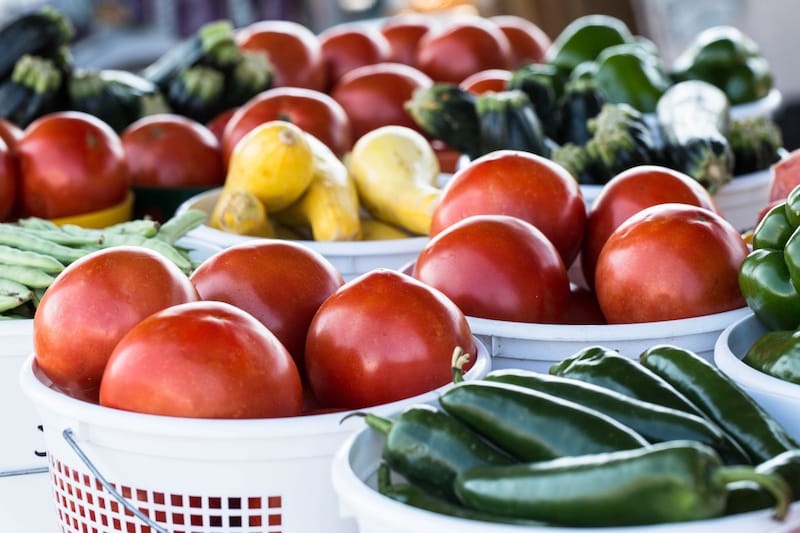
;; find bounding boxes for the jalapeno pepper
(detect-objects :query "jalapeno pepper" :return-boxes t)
[726,449,800,515]
[743,329,800,385]
[454,440,790,526]
[639,344,798,463]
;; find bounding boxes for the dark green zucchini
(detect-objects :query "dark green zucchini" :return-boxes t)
[586,102,657,180]
[0,54,63,127]
[165,65,225,124]
[220,50,273,111]
[405,83,482,159]
[0,6,74,82]
[551,142,609,185]
[506,62,563,139]
[657,80,734,193]
[727,116,783,176]
[476,89,550,157]
[556,73,607,146]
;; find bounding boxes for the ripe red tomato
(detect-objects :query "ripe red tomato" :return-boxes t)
[380,13,436,67]
[0,137,17,221]
[414,214,569,323]
[99,300,303,418]
[305,269,476,409]
[770,148,800,202]
[431,150,586,266]
[331,62,433,141]
[33,246,199,402]
[563,284,607,325]
[594,203,748,323]
[237,19,327,91]
[189,240,344,372]
[221,86,352,162]
[581,165,721,289]
[415,16,513,83]
[16,111,129,219]
[0,117,22,150]
[489,15,551,67]
[206,108,237,144]
[458,68,512,94]
[318,24,391,90]
[121,113,225,188]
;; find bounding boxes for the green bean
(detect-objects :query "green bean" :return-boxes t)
[0,226,87,263]
[0,244,65,273]
[20,227,104,246]
[105,219,160,238]
[0,277,33,299]
[0,294,28,313]
[0,264,55,288]
[101,234,193,274]
[15,217,61,231]
[155,209,207,244]
[32,287,46,307]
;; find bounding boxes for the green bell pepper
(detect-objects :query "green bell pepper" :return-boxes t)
[546,14,634,73]
[595,43,671,113]
[743,329,800,385]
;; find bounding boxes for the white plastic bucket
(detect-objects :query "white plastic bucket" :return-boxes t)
[175,188,429,280]
[714,313,800,442]
[331,420,800,533]
[19,338,490,533]
[468,306,750,373]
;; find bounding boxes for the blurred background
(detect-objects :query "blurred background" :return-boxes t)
[0,0,797,146]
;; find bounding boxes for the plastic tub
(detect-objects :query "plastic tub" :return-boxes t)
[331,416,800,533]
[175,188,429,280]
[467,306,750,373]
[714,313,800,441]
[19,338,490,533]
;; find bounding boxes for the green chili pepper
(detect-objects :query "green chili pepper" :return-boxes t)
[726,449,800,515]
[743,329,800,385]
[739,248,800,331]
[594,43,671,113]
[455,440,790,526]
[639,344,798,463]
[438,380,648,462]
[546,14,634,73]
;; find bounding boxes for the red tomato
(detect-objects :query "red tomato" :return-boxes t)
[0,137,17,221]
[221,86,352,162]
[770,148,800,202]
[237,19,327,91]
[380,13,436,67]
[16,111,129,219]
[121,113,225,188]
[415,16,513,83]
[431,150,586,266]
[331,62,433,141]
[305,269,476,409]
[563,284,607,325]
[489,15,551,67]
[189,240,344,372]
[581,165,721,289]
[0,117,22,150]
[432,139,462,174]
[206,108,237,144]
[414,214,569,323]
[318,24,391,90]
[458,68,512,94]
[594,203,748,323]
[99,300,303,418]
[33,246,199,402]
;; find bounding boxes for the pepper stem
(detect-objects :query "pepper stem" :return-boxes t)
[451,346,470,384]
[339,411,394,435]
[713,466,792,520]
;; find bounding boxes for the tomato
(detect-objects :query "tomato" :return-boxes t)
[380,13,436,67]
[0,137,17,221]
[331,62,433,141]
[594,203,748,324]
[432,139,462,174]
[581,165,721,288]
[305,269,476,409]
[33,246,199,402]
[458,68,512,94]
[563,284,607,325]
[121,113,225,188]
[770,148,800,202]
[431,150,586,266]
[99,300,303,418]
[415,16,513,83]
[0,117,22,150]
[221,86,352,162]
[16,111,129,219]
[189,240,344,373]
[489,15,551,67]
[414,214,569,323]
[318,24,391,90]
[237,19,327,91]
[206,108,237,144]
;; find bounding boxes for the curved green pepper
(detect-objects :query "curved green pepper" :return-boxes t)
[546,14,633,73]
[752,202,795,250]
[743,329,800,384]
[595,43,670,113]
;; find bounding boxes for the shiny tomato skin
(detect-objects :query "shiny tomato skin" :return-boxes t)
[431,150,586,266]
[33,246,199,402]
[0,118,22,150]
[594,203,748,324]
[206,108,237,144]
[415,16,513,83]
[221,86,352,162]
[380,13,435,67]
[414,214,569,323]
[99,300,303,418]
[0,137,17,221]
[581,165,721,289]
[16,111,129,218]
[189,240,344,372]
[305,269,476,409]
[121,113,225,188]
[318,24,392,90]
[563,284,607,325]
[237,19,326,91]
[489,15,551,67]
[331,62,433,141]
[458,68,512,94]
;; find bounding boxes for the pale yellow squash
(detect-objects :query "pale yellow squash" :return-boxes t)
[209,188,273,237]
[359,217,415,240]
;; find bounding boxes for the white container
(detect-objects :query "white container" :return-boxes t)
[468,306,750,373]
[176,188,429,280]
[714,313,800,441]
[19,338,490,533]
[331,420,800,533]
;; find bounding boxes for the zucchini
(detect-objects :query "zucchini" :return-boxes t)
[475,89,550,157]
[405,83,482,160]
[0,54,63,127]
[727,116,783,176]
[219,50,273,111]
[551,142,609,185]
[556,73,607,146]
[586,102,657,180]
[657,80,734,193]
[0,6,74,82]
[165,65,225,124]
[506,62,563,139]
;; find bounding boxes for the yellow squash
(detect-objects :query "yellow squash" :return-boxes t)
[359,218,415,240]
[209,188,273,237]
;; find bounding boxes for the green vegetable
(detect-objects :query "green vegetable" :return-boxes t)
[594,43,671,113]
[0,54,63,127]
[586,103,657,181]
[0,6,74,82]
[454,440,791,526]
[727,117,783,175]
[639,344,799,464]
[725,449,800,515]
[555,72,606,146]
[165,65,226,124]
[546,14,634,73]
[439,380,649,462]
[550,142,608,185]
[483,368,749,464]
[506,62,563,138]
[219,50,273,111]
[475,89,549,157]
[743,329,800,384]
